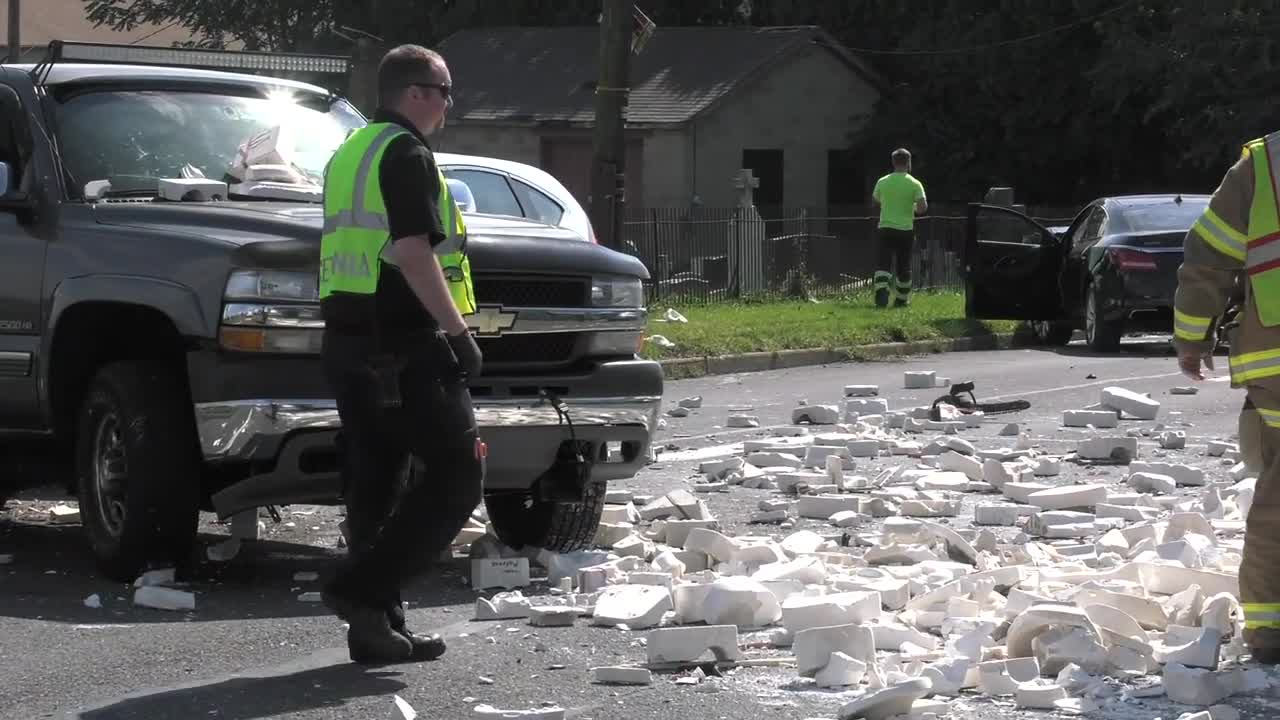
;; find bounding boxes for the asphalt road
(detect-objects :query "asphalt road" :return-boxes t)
[2,336,1277,720]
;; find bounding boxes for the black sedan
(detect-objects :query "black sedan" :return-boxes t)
[963,194,1212,351]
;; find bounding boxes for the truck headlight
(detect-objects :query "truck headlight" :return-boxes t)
[591,277,644,308]
[220,269,323,353]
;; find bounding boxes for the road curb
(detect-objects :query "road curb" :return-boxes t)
[659,333,1018,379]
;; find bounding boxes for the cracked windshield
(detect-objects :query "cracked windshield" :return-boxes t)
[53,88,364,199]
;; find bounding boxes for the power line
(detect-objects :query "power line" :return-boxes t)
[841,0,1140,56]
[130,20,180,45]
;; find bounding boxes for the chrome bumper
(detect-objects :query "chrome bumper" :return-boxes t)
[194,395,663,461]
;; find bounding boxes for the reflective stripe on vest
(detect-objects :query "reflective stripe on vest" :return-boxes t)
[1244,602,1280,630]
[1247,135,1280,326]
[1173,308,1213,342]
[320,123,475,315]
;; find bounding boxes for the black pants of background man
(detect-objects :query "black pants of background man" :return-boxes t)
[874,228,915,308]
[321,328,484,615]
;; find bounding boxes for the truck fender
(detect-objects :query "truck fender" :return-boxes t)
[40,274,209,413]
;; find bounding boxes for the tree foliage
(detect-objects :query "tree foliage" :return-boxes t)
[81,0,1280,203]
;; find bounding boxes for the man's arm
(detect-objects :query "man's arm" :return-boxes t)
[1173,151,1252,379]
[914,179,927,215]
[380,138,468,336]
[871,179,882,208]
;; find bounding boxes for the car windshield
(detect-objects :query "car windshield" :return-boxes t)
[51,87,366,200]
[1111,199,1209,234]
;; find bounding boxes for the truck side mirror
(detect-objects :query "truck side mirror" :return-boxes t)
[447,178,476,213]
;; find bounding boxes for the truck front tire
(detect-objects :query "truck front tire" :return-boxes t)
[75,361,202,582]
[484,479,606,553]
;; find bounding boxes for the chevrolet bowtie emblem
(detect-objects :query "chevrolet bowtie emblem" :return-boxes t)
[467,306,518,336]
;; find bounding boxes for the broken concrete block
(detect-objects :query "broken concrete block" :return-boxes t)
[1077,436,1139,462]
[529,606,578,627]
[975,503,1036,526]
[1033,458,1062,477]
[793,405,840,425]
[1157,625,1222,669]
[1101,386,1161,420]
[701,577,782,628]
[683,527,741,562]
[1064,409,1119,428]
[1006,604,1103,660]
[638,490,706,521]
[978,658,1041,696]
[781,591,881,634]
[1032,625,1110,676]
[475,590,534,620]
[1206,441,1236,457]
[727,414,760,428]
[1132,461,1206,487]
[837,677,933,720]
[591,585,673,629]
[1129,471,1177,495]
[591,666,652,685]
[815,650,868,687]
[1160,431,1187,450]
[746,451,803,469]
[904,371,936,389]
[796,494,861,520]
[794,623,876,676]
[846,398,890,417]
[663,519,719,548]
[678,396,703,409]
[845,384,880,397]
[1016,680,1068,709]
[1171,386,1199,395]
[646,625,741,664]
[804,444,851,469]
[1162,663,1246,706]
[1026,484,1106,511]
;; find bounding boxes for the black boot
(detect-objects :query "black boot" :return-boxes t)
[323,588,413,664]
[387,601,447,661]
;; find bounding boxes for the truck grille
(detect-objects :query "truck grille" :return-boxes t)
[472,274,589,308]
[477,333,580,366]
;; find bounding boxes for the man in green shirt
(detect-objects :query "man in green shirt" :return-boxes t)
[872,148,928,307]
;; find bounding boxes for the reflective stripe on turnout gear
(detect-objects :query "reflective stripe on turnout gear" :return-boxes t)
[1229,347,1280,385]
[1244,603,1280,629]
[1193,208,1248,262]
[1174,308,1213,342]
[1255,406,1280,429]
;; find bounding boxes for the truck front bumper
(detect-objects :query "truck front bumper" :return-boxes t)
[198,359,664,517]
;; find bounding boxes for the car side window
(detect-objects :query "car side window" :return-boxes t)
[0,85,34,195]
[510,177,564,226]
[1070,207,1105,253]
[443,168,523,218]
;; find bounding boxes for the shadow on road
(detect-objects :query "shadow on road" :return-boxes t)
[0,517,477,625]
[74,660,408,720]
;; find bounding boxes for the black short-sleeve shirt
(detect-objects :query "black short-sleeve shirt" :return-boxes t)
[321,108,448,338]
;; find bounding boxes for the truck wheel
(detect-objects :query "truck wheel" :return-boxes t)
[484,479,606,553]
[75,361,202,582]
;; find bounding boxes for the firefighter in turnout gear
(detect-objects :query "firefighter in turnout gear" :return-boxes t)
[1173,133,1280,665]
[318,44,485,665]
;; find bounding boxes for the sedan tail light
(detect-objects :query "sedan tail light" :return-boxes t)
[1108,247,1158,272]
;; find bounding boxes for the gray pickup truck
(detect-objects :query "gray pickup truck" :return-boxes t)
[0,43,662,582]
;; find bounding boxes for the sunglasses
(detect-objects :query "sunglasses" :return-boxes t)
[409,82,451,99]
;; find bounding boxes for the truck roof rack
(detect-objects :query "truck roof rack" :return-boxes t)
[28,40,350,85]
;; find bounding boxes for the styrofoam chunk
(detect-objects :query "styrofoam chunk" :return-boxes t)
[702,577,781,628]
[591,665,652,685]
[781,591,880,634]
[646,625,741,663]
[591,585,672,629]
[1026,484,1106,511]
[1064,409,1119,428]
[1077,437,1139,462]
[904,371,936,389]
[815,650,868,687]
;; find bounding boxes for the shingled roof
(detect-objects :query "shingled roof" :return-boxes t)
[436,25,880,127]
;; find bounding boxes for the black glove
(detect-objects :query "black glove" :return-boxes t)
[446,329,482,378]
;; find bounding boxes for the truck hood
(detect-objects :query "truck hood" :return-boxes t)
[91,201,649,279]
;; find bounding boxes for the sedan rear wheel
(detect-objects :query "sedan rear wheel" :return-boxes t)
[1085,284,1123,352]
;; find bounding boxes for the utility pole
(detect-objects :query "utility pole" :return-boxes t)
[588,0,633,250]
[7,0,20,63]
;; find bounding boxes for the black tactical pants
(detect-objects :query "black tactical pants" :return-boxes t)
[874,228,915,307]
[321,328,484,614]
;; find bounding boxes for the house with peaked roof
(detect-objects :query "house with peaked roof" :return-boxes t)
[435,25,883,211]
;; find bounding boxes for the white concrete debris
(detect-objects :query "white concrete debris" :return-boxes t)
[1100,386,1161,420]
[133,585,195,612]
[473,704,565,719]
[903,371,936,389]
[727,414,760,428]
[535,378,1277,718]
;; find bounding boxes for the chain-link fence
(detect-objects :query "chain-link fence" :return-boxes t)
[617,204,1079,305]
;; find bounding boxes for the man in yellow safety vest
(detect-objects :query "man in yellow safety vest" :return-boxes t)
[317,43,484,665]
[1173,132,1280,666]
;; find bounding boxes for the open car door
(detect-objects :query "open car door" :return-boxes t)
[964,204,1065,320]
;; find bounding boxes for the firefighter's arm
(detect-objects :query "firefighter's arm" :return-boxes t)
[1173,152,1252,376]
